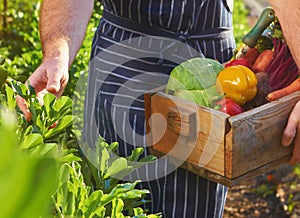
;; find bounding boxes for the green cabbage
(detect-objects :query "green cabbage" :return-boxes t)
[166,58,224,92]
[174,85,220,107]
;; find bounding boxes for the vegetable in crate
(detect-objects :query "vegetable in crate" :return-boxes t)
[166,58,224,92]
[214,99,244,116]
[243,72,273,110]
[245,14,299,93]
[216,65,258,105]
[265,38,299,92]
[240,48,260,66]
[166,58,224,107]
[175,85,220,108]
[225,58,252,70]
[252,49,274,73]
[267,77,300,101]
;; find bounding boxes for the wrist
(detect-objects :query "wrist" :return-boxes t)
[42,38,70,65]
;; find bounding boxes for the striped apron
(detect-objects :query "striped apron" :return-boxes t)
[84,0,235,217]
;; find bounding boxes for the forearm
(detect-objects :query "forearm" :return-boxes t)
[269,0,300,69]
[40,0,94,66]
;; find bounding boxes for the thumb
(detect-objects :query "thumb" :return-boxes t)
[46,72,61,94]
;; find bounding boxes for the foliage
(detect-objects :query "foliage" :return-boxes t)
[0,109,57,218]
[0,0,40,57]
[0,2,162,216]
[0,74,160,217]
[1,0,102,98]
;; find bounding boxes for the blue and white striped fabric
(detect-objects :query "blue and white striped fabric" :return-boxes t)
[84,0,235,217]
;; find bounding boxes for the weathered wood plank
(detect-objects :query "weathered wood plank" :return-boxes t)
[225,91,300,178]
[150,148,291,187]
[145,88,300,186]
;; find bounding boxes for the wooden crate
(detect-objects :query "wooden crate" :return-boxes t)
[144,88,300,187]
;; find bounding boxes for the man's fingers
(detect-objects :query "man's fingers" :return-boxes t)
[282,101,300,146]
[281,101,300,164]
[16,95,32,121]
[282,124,297,146]
[289,130,300,165]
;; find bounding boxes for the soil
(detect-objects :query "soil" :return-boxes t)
[223,164,300,218]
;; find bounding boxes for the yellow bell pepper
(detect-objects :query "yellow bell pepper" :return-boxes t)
[216,65,258,105]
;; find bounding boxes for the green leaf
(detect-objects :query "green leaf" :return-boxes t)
[54,96,72,112]
[58,152,81,164]
[139,155,157,163]
[65,182,76,216]
[0,112,18,173]
[29,99,38,122]
[108,141,119,152]
[111,198,125,218]
[4,85,16,111]
[17,158,58,218]
[28,84,36,97]
[127,147,144,162]
[133,207,145,216]
[32,143,57,156]
[19,133,43,149]
[174,85,220,107]
[0,152,57,218]
[44,115,73,139]
[119,189,149,199]
[166,58,224,92]
[10,80,29,99]
[43,93,57,117]
[106,158,129,178]
[100,148,110,174]
[84,190,103,216]
[89,206,106,218]
[58,163,72,186]
[0,57,5,65]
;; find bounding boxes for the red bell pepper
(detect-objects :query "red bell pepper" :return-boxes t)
[215,99,244,116]
[224,58,252,70]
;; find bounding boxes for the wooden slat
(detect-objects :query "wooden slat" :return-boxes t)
[149,92,229,176]
[225,91,300,178]
[145,89,300,185]
[150,147,291,187]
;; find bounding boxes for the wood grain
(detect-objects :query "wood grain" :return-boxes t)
[225,90,300,178]
[148,92,228,176]
[144,89,300,186]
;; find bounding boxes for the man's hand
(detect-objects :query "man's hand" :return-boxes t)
[282,100,300,164]
[268,0,300,164]
[16,56,69,121]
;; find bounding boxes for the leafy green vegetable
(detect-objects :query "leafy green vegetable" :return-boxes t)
[175,85,220,107]
[165,58,224,93]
